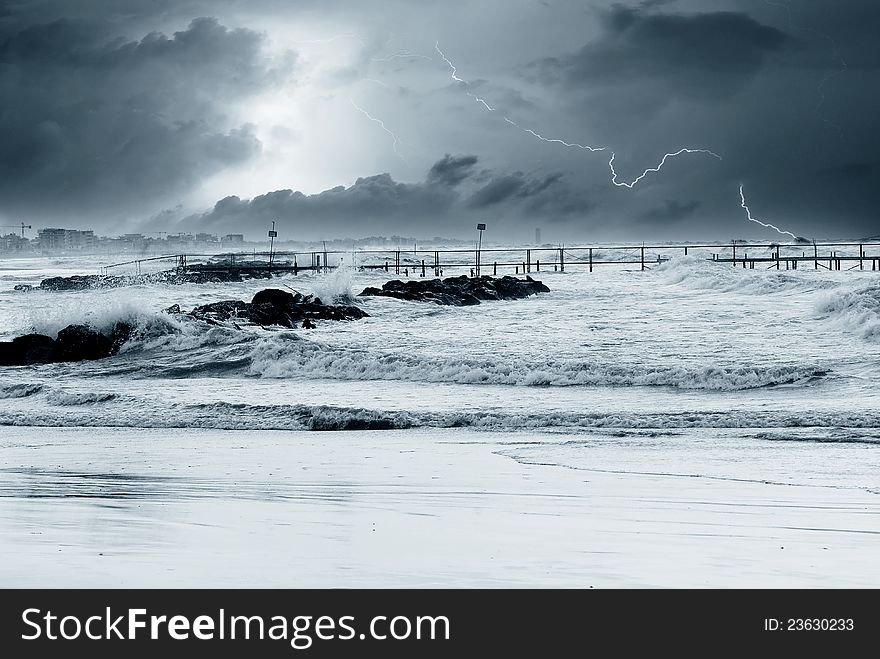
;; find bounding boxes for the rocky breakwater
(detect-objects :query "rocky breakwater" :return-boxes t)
[359,275,550,306]
[181,288,368,327]
[0,323,134,366]
[0,288,367,366]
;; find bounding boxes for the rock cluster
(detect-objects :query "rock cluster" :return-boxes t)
[0,323,133,366]
[184,288,368,327]
[359,275,550,305]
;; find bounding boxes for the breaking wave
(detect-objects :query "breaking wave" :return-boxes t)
[656,256,837,294]
[0,401,877,433]
[247,336,826,390]
[815,283,880,341]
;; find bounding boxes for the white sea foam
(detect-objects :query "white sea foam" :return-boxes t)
[246,335,826,390]
[656,255,836,294]
[815,283,880,341]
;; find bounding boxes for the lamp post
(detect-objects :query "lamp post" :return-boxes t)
[475,223,486,276]
[268,220,278,268]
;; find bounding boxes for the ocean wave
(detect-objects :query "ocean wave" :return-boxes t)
[1,401,877,433]
[44,390,118,406]
[247,337,826,390]
[656,256,837,294]
[0,383,43,398]
[815,283,880,341]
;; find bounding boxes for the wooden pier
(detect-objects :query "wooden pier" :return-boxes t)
[100,240,880,279]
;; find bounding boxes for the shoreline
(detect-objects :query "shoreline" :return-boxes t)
[1,426,877,588]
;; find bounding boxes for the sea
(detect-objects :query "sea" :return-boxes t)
[1,245,878,586]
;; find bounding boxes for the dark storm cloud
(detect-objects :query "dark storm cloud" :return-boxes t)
[639,199,700,222]
[0,13,288,220]
[426,154,478,187]
[533,5,788,100]
[185,156,593,237]
[2,0,878,240]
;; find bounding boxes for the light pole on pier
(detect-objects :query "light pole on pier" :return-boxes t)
[268,220,278,268]
[475,223,486,276]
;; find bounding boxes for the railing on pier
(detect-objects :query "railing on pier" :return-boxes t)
[99,241,880,278]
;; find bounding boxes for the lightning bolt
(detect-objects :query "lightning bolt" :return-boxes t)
[609,149,722,188]
[502,117,605,152]
[739,184,797,239]
[764,0,848,135]
[372,50,433,62]
[435,41,724,186]
[434,41,497,111]
[350,99,405,159]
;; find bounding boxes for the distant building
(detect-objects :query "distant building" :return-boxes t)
[1,232,30,253]
[37,228,97,252]
[222,234,245,246]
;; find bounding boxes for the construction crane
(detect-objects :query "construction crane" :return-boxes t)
[0,222,31,237]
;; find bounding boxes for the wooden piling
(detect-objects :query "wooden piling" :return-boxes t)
[589,248,593,273]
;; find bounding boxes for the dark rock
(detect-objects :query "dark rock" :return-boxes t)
[108,322,135,354]
[163,304,181,314]
[359,275,549,305]
[190,300,249,322]
[0,334,56,366]
[247,288,367,327]
[251,288,296,307]
[51,324,113,362]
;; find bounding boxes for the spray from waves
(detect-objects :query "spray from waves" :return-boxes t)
[26,291,168,339]
[815,283,880,341]
[1,400,878,436]
[309,260,356,304]
[246,335,827,390]
[655,255,837,294]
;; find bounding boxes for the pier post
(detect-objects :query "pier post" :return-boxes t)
[589,248,593,273]
[640,245,645,271]
[526,249,531,273]
[814,242,818,269]
[684,246,688,256]
[860,245,864,270]
[395,250,400,275]
[559,248,564,272]
[732,241,736,266]
[493,261,497,275]
[421,260,425,277]
[536,259,540,271]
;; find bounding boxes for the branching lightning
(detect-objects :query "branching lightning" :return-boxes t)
[764,0,848,135]
[609,149,722,188]
[739,184,797,239]
[434,41,726,186]
[350,99,405,159]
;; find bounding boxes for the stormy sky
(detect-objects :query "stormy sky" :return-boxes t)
[1,0,877,242]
